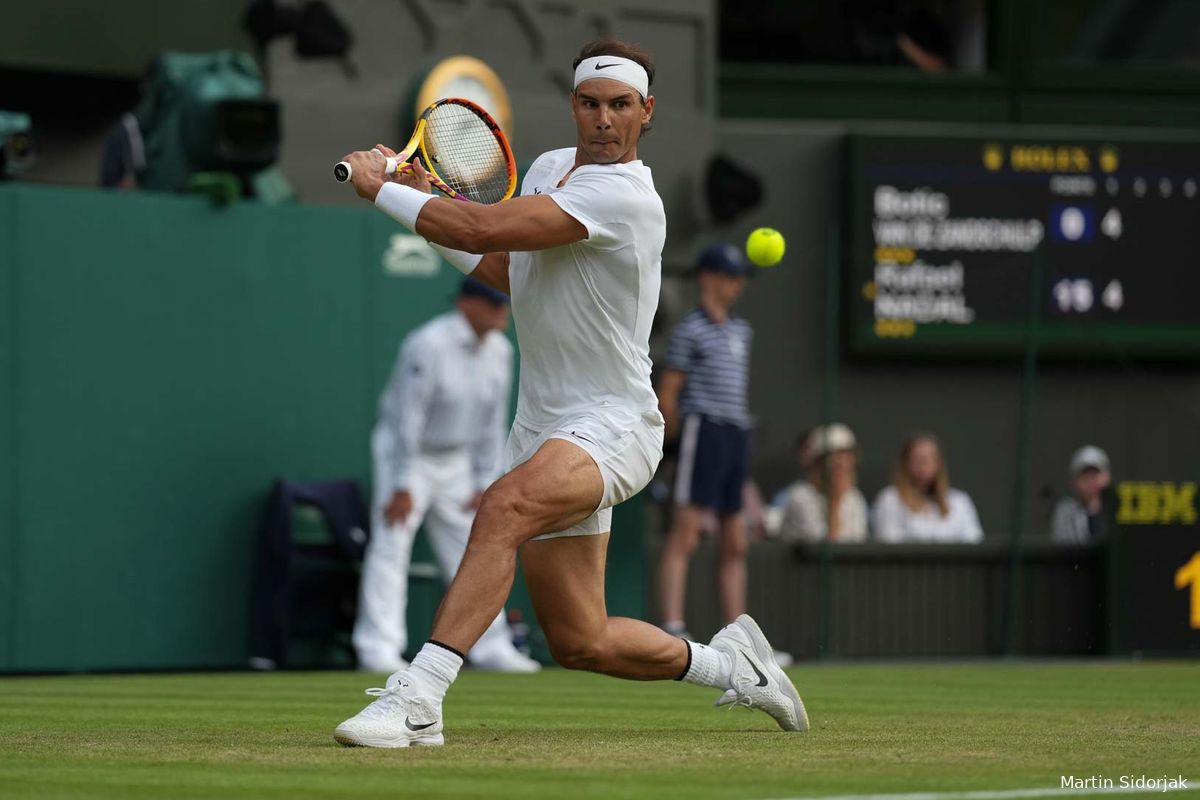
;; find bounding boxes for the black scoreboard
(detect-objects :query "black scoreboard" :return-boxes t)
[848,132,1200,358]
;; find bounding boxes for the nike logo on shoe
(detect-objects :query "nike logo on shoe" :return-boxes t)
[741,650,768,687]
[405,717,436,731]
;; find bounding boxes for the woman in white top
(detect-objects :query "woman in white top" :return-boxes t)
[778,423,869,543]
[872,433,983,543]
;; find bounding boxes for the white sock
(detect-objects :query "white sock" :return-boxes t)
[681,641,734,690]
[408,641,463,700]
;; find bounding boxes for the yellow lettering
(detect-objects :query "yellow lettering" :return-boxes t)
[1009,144,1090,173]
[873,247,915,264]
[1174,553,1200,629]
[873,319,917,339]
[1116,481,1199,525]
[1117,482,1139,524]
[1160,482,1198,524]
[1136,483,1161,523]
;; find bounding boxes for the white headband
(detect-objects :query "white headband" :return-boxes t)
[573,55,649,99]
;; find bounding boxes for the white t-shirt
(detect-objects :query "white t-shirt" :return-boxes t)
[871,485,984,543]
[508,148,665,428]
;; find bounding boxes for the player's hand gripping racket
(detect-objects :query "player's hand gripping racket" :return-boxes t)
[334,97,517,204]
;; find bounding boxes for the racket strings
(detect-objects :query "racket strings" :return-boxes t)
[423,103,512,204]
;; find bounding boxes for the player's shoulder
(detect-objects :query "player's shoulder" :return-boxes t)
[521,148,573,196]
[572,158,659,196]
[526,148,574,178]
[535,146,576,164]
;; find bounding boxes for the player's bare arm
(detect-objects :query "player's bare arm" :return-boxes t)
[343,152,588,254]
[415,191,588,255]
[342,144,581,293]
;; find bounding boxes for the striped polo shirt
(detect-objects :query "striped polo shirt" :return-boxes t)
[664,307,753,429]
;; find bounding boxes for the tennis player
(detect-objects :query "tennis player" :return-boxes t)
[333,37,807,747]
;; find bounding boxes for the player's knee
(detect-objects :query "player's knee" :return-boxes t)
[474,483,541,542]
[546,634,608,672]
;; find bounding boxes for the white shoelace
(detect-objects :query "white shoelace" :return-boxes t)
[359,682,410,719]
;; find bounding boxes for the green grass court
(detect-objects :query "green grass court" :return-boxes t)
[1,662,1197,800]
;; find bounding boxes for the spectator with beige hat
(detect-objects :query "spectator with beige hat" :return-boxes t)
[777,423,869,543]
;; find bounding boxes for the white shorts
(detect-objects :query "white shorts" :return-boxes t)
[503,406,665,539]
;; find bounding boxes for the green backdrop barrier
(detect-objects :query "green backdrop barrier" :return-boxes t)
[0,185,644,672]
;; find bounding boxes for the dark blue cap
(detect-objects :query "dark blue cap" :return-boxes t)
[459,276,509,305]
[696,243,751,276]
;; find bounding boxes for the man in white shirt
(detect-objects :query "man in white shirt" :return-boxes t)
[354,278,539,675]
[333,37,807,748]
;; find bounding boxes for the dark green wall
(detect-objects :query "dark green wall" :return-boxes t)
[0,185,644,672]
[718,0,1200,129]
[0,0,249,77]
[2,190,16,669]
[3,185,382,671]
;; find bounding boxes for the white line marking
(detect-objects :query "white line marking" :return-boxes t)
[766,779,1199,800]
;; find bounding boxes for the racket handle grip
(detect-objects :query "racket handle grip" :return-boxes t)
[333,150,398,183]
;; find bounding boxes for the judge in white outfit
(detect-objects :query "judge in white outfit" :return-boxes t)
[353,277,540,673]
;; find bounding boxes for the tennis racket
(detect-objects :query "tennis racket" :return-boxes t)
[333,97,517,204]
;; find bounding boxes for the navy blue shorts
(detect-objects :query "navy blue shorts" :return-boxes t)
[674,414,750,514]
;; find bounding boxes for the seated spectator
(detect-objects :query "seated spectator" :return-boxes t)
[1050,446,1111,544]
[873,433,983,543]
[777,424,869,543]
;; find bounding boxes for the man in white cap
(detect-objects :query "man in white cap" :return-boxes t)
[353,277,539,675]
[1050,446,1112,544]
[333,37,807,747]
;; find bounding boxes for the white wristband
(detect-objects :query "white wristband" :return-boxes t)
[375,182,435,232]
[429,242,483,275]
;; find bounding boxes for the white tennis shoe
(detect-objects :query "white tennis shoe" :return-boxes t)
[333,671,444,748]
[708,614,810,732]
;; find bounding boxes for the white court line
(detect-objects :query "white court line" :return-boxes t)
[766,779,1199,800]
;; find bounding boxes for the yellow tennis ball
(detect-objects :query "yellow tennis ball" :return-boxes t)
[746,227,785,267]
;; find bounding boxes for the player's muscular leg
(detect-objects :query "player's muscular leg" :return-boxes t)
[428,439,605,654]
[523,534,688,680]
